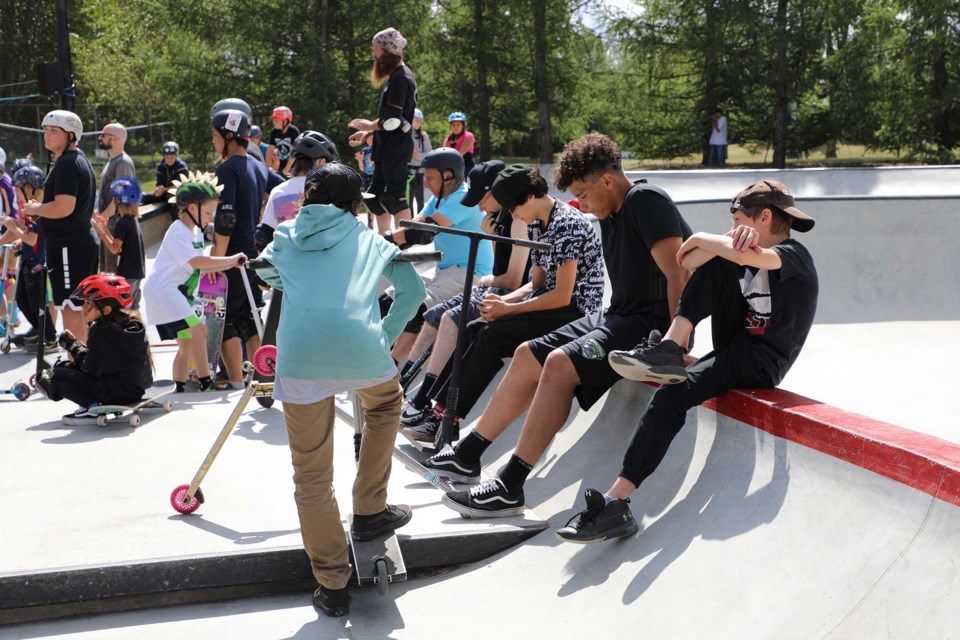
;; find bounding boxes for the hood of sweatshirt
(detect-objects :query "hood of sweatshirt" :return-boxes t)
[284,203,361,252]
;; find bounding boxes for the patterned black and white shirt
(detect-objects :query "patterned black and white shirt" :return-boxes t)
[528,200,605,316]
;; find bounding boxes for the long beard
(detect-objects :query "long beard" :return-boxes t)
[370,53,401,87]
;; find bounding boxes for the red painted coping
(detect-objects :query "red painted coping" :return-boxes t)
[703,387,960,507]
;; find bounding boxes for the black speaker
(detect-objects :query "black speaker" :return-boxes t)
[36,62,65,94]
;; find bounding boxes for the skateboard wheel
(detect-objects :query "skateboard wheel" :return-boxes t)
[163,400,173,412]
[253,345,277,376]
[170,484,201,514]
[13,382,30,401]
[375,558,389,596]
[129,414,141,427]
[29,373,37,390]
[97,415,107,428]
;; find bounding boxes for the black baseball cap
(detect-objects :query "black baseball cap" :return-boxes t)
[490,163,534,213]
[460,160,506,207]
[731,180,815,232]
[304,163,368,203]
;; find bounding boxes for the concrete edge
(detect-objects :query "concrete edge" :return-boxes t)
[701,385,960,507]
[0,523,547,626]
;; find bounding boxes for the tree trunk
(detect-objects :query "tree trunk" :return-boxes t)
[532,0,553,163]
[474,0,492,161]
[772,0,790,168]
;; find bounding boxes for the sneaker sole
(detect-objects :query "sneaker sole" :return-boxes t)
[608,354,687,385]
[441,494,524,519]
[555,521,639,544]
[399,415,428,427]
[312,598,349,617]
[422,464,480,484]
[350,509,413,542]
[402,426,438,442]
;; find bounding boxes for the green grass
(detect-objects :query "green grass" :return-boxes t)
[621,144,919,171]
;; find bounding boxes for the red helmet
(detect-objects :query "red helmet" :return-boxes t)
[69,274,133,309]
[271,106,293,121]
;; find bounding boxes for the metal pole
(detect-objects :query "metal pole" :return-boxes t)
[54,0,75,112]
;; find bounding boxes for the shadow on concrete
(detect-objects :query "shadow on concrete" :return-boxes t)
[169,514,300,546]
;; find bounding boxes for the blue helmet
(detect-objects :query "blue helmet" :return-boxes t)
[448,111,467,123]
[110,178,142,204]
[11,158,33,174]
[13,165,45,190]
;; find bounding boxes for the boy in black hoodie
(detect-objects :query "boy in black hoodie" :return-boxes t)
[37,273,153,424]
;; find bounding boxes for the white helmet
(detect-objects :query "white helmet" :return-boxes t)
[0,147,6,168]
[42,110,83,140]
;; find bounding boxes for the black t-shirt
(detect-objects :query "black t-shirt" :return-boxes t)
[490,208,531,282]
[156,158,189,189]
[743,239,819,385]
[373,64,417,165]
[215,155,268,257]
[268,124,300,172]
[40,149,97,247]
[601,182,692,316]
[115,215,145,279]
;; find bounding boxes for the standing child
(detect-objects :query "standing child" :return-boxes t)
[142,172,246,393]
[92,178,146,310]
[257,163,426,617]
[35,274,153,425]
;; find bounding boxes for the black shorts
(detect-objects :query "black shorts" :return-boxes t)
[223,266,262,342]
[47,243,99,307]
[527,311,667,410]
[369,160,409,215]
[422,285,501,329]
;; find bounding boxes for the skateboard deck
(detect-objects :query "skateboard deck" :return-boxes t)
[253,289,282,408]
[188,273,228,382]
[393,441,459,492]
[347,515,407,596]
[87,388,175,427]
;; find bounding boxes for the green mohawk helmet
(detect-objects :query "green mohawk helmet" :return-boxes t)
[169,170,224,210]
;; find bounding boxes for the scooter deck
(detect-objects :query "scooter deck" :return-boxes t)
[347,516,406,592]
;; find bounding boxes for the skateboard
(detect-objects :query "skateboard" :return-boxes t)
[252,288,281,408]
[188,273,228,382]
[347,515,407,596]
[393,441,458,492]
[86,388,175,427]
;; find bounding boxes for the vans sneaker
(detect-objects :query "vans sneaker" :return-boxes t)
[555,488,639,544]
[424,445,480,484]
[351,504,412,542]
[442,477,524,518]
[62,404,105,426]
[608,330,687,384]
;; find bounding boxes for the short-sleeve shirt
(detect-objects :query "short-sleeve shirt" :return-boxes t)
[373,64,417,165]
[600,182,692,316]
[156,158,189,189]
[490,208,530,282]
[215,155,268,257]
[17,217,45,268]
[422,182,492,275]
[743,239,819,385]
[528,200,605,317]
[98,152,136,212]
[40,149,97,247]
[115,215,145,279]
[261,176,305,230]
[143,220,204,325]
[268,124,301,172]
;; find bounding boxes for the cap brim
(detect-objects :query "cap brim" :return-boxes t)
[360,191,376,200]
[460,190,483,207]
[782,205,815,232]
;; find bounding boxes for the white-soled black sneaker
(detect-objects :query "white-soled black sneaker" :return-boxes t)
[400,400,431,427]
[555,488,639,544]
[424,445,480,484]
[402,411,441,442]
[608,330,688,384]
[442,477,524,518]
[62,405,105,426]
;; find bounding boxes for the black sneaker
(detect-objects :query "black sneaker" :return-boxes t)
[402,411,440,442]
[442,478,524,518]
[424,445,480,484]
[14,328,38,344]
[608,330,687,384]
[312,585,350,617]
[62,405,104,426]
[351,504,412,542]
[399,400,431,427]
[555,488,639,544]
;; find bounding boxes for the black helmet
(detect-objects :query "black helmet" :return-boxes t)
[13,165,45,190]
[161,141,179,155]
[422,147,465,180]
[211,109,251,140]
[210,98,252,120]
[292,130,340,163]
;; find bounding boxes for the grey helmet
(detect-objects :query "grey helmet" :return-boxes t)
[161,141,179,155]
[292,130,340,163]
[421,147,465,180]
[210,98,253,121]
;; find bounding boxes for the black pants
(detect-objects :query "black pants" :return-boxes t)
[430,303,583,420]
[49,367,102,407]
[16,262,55,342]
[619,258,774,486]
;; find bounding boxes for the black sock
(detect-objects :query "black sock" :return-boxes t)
[454,430,491,463]
[399,360,414,378]
[412,374,437,409]
[497,455,533,494]
[175,380,186,393]
[198,376,213,391]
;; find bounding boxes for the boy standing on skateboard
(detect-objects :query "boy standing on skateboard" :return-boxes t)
[556,180,818,543]
[257,163,425,617]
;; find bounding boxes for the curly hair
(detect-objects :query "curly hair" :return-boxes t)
[552,134,622,191]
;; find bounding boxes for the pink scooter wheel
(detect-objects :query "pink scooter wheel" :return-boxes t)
[253,345,278,376]
[170,483,201,514]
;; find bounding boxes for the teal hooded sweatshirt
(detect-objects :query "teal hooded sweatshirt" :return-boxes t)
[258,203,425,380]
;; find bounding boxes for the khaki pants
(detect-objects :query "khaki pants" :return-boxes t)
[282,375,403,589]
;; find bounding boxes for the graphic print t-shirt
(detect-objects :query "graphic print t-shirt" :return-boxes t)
[261,176,305,230]
[269,125,301,172]
[143,220,204,325]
